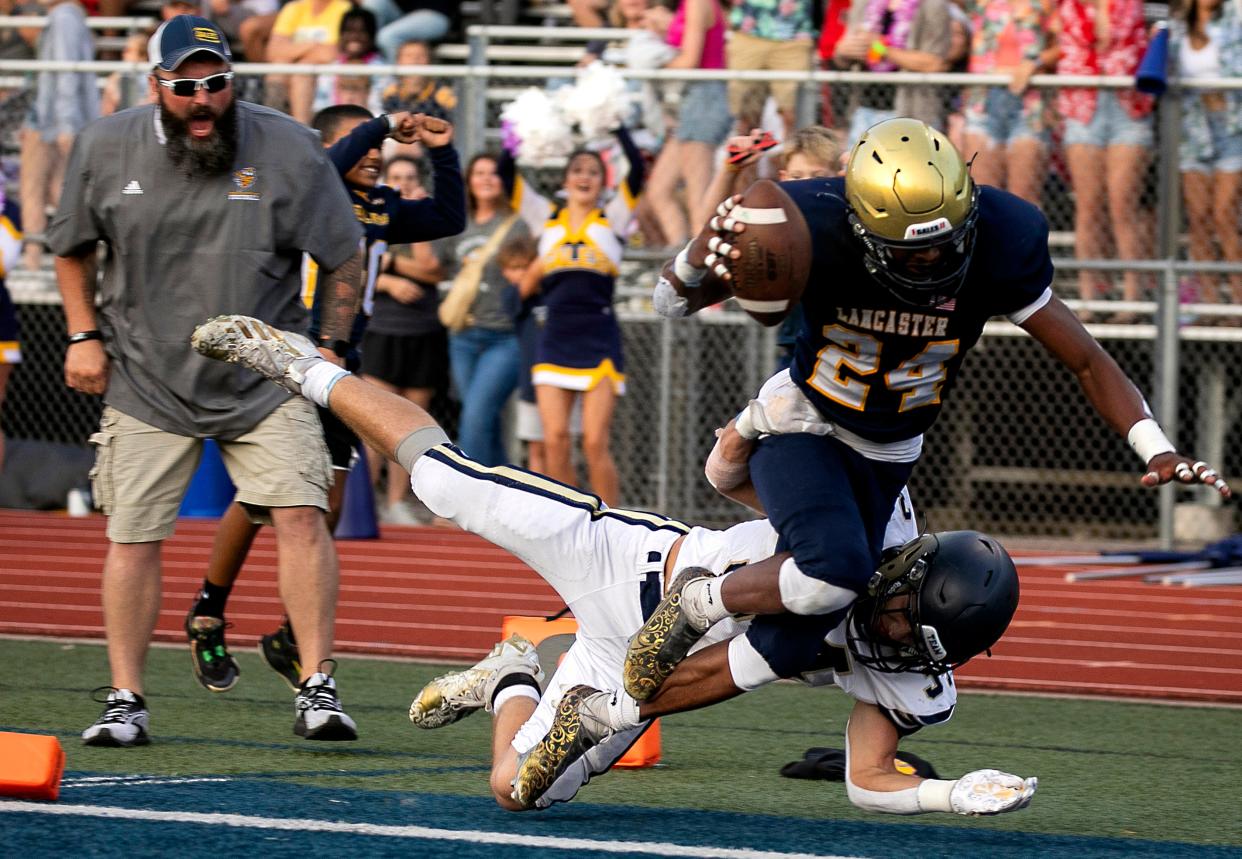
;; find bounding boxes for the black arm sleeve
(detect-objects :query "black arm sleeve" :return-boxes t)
[498,147,518,200]
[387,144,468,244]
[325,115,390,178]
[615,125,644,198]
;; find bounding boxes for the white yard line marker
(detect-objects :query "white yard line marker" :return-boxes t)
[0,802,866,859]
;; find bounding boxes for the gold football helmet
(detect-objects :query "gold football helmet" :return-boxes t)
[844,118,979,307]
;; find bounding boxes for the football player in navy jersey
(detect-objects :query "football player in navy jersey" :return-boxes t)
[606,117,1234,762]
[182,107,465,697]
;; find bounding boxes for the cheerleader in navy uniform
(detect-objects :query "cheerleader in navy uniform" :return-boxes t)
[504,128,644,506]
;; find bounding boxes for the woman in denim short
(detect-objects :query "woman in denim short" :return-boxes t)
[1054,0,1155,322]
[642,0,733,247]
[961,0,1058,206]
[1174,0,1242,319]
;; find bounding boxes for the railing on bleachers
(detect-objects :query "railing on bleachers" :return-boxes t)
[1,18,1241,543]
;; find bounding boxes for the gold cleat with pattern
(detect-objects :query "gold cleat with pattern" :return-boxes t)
[511,684,611,808]
[623,567,717,701]
[410,634,542,729]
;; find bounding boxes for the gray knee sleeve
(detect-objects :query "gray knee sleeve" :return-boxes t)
[395,426,451,472]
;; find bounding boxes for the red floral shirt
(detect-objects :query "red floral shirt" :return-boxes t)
[1055,0,1153,122]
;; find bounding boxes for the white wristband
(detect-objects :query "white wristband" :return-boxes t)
[384,113,398,131]
[1127,418,1175,464]
[673,245,706,287]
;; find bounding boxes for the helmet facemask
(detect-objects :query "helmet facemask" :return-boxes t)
[848,186,980,309]
[846,552,954,676]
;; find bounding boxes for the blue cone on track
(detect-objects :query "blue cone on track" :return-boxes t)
[335,445,379,539]
[1136,23,1170,96]
[179,439,235,518]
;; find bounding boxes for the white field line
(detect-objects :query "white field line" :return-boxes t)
[0,802,865,859]
[62,777,232,788]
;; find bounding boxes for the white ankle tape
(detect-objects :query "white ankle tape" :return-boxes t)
[302,363,350,408]
[606,690,642,730]
[684,576,731,626]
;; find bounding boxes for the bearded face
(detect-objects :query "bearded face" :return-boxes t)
[151,56,238,177]
[159,95,238,176]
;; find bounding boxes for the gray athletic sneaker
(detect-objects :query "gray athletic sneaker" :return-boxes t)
[623,566,717,701]
[82,687,150,747]
[409,634,543,729]
[191,315,324,395]
[510,684,613,809]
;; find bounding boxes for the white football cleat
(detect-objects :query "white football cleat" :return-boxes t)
[409,634,543,729]
[191,315,324,396]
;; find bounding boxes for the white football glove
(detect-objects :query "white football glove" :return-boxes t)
[949,769,1038,816]
[734,390,833,440]
[653,274,690,318]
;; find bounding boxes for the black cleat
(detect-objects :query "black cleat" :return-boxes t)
[185,612,240,693]
[260,621,302,692]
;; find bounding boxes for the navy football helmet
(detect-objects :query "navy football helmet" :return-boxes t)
[846,531,1019,676]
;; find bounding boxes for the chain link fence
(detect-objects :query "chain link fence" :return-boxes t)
[3,41,1241,544]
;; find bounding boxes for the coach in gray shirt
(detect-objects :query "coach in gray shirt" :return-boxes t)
[48,16,366,748]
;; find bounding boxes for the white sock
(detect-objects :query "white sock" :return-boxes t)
[604,689,642,730]
[301,362,350,408]
[682,574,731,629]
[492,684,540,714]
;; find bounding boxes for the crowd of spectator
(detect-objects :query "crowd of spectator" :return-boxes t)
[5,0,1242,509]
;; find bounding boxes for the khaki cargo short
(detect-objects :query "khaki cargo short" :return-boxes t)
[726,31,814,120]
[89,399,332,543]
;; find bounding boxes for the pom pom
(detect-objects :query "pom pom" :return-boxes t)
[556,62,633,141]
[499,88,575,166]
[623,30,678,70]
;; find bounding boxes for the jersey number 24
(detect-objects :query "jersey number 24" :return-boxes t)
[809,325,960,413]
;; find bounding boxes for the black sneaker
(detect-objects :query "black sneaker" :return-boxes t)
[185,612,240,693]
[294,660,358,741]
[81,687,150,747]
[260,621,302,692]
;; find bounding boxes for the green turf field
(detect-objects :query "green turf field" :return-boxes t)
[2,637,1240,849]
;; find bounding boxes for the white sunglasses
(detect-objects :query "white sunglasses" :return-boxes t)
[155,71,234,97]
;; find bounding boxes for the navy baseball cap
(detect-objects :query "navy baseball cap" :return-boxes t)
[148,15,232,71]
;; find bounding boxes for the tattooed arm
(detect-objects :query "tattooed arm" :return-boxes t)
[314,246,364,364]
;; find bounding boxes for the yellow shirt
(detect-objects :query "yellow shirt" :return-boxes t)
[272,0,351,45]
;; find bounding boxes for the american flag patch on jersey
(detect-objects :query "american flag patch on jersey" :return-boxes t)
[937,298,957,311]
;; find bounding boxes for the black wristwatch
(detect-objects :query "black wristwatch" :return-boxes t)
[67,329,104,345]
[319,338,350,357]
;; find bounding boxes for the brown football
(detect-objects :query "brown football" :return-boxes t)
[722,179,812,326]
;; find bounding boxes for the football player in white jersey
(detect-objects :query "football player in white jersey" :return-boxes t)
[190,313,1037,818]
